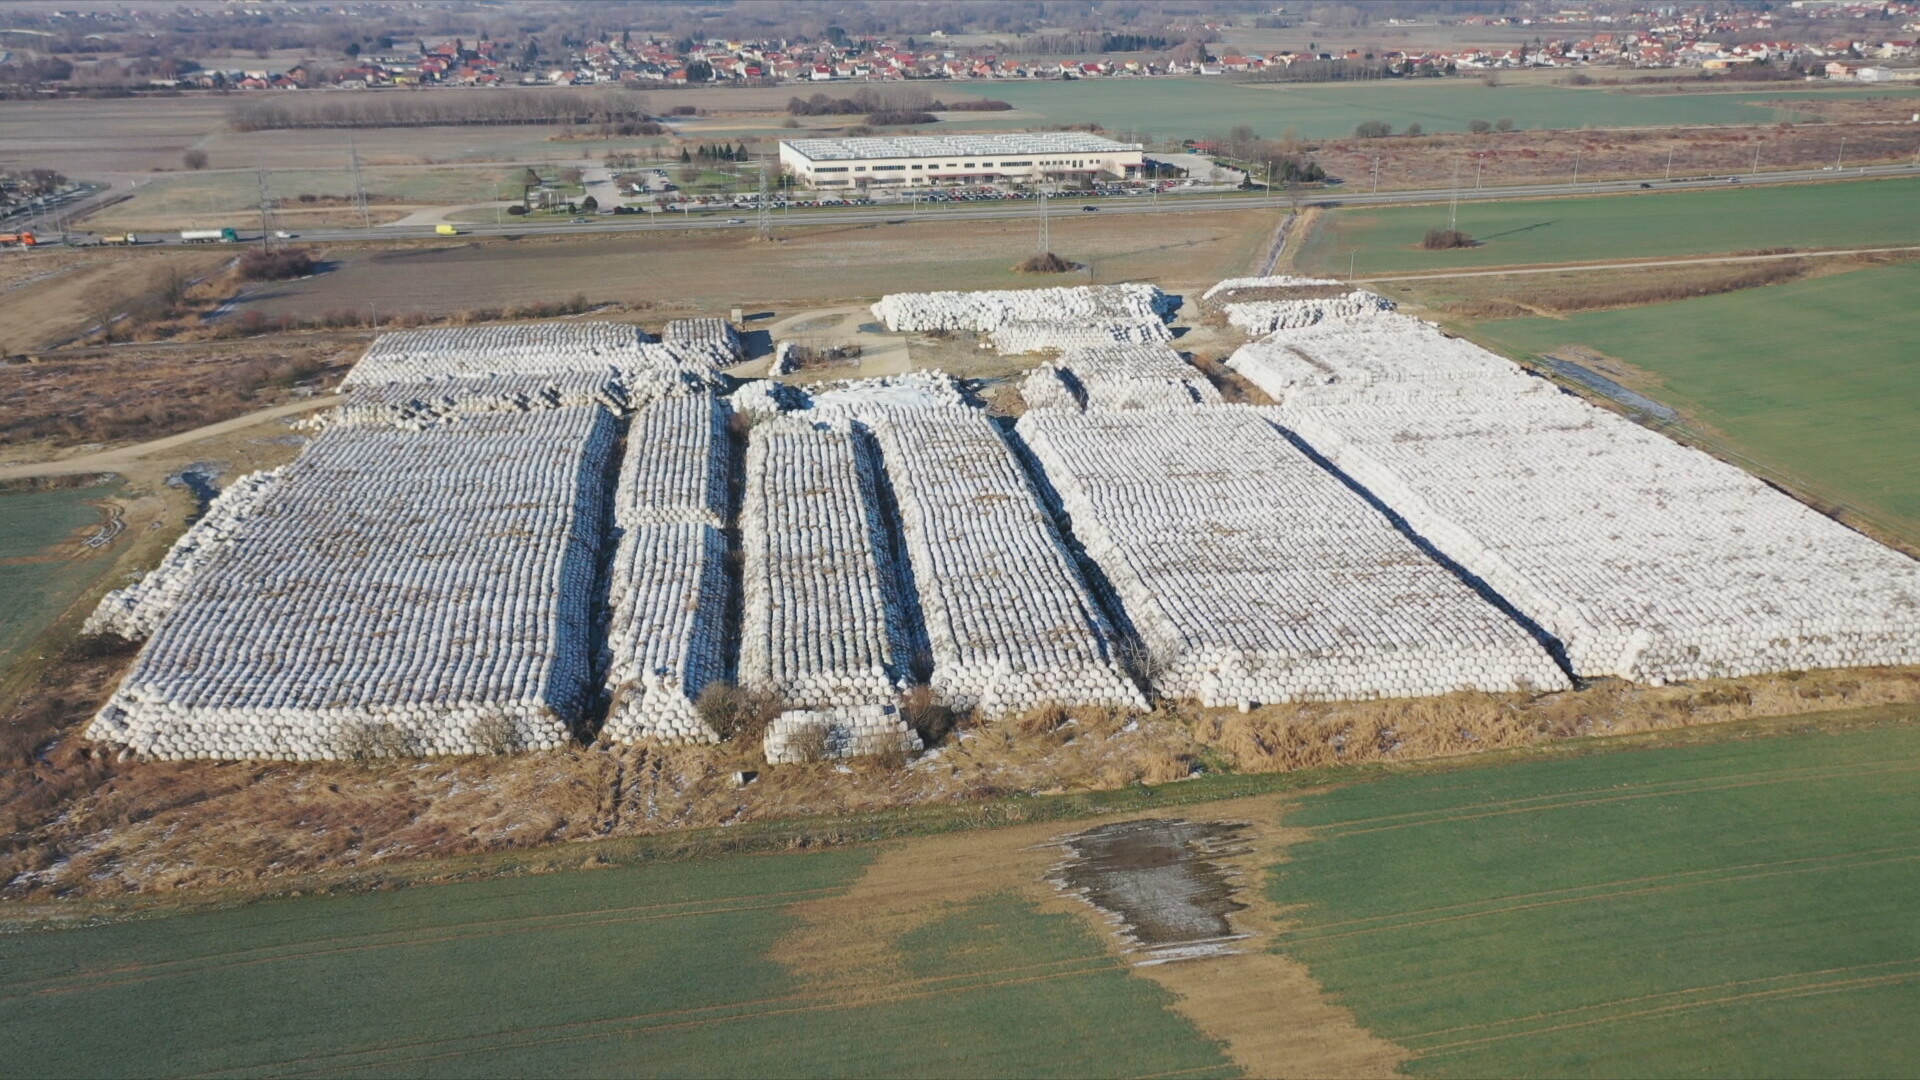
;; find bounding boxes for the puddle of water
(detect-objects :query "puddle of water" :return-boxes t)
[1048,818,1252,964]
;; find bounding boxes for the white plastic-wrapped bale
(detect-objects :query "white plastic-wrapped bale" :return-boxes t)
[1255,320,1920,683]
[1228,316,1525,399]
[344,322,654,385]
[739,419,912,707]
[871,284,1175,333]
[1059,344,1221,412]
[731,378,809,417]
[989,319,1174,355]
[1201,275,1342,303]
[1016,406,1572,707]
[805,372,970,420]
[661,317,743,365]
[868,410,1144,715]
[84,469,286,641]
[614,394,730,528]
[1021,364,1086,412]
[769,340,798,376]
[311,374,628,431]
[763,705,923,764]
[1223,290,1395,336]
[86,406,617,761]
[601,524,731,744]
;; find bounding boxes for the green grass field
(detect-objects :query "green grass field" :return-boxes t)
[0,847,1234,1079]
[1296,176,1920,274]
[984,80,1920,141]
[1468,262,1920,543]
[0,484,121,674]
[1268,723,1920,1078]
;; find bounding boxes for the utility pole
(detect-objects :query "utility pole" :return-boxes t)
[256,168,275,250]
[349,137,371,231]
[756,162,773,241]
[1752,143,1761,175]
[1572,150,1581,186]
[1665,146,1673,181]
[1371,155,1380,192]
[1038,183,1050,254]
[1836,137,1846,171]
[1448,158,1460,231]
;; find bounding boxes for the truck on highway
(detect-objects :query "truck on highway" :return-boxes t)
[180,227,240,244]
[435,224,461,236]
[101,234,138,246]
[0,232,37,248]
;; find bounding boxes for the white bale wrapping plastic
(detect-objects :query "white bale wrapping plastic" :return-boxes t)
[871,284,1176,333]
[867,410,1145,715]
[86,406,618,760]
[1229,310,1920,684]
[739,418,912,707]
[1016,406,1572,706]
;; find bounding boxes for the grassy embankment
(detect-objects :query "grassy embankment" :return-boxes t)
[1467,261,1920,547]
[1269,721,1920,1078]
[0,483,123,674]
[1295,176,1920,275]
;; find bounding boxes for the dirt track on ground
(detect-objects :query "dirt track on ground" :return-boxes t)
[0,397,337,482]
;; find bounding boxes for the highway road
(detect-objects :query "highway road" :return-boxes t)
[35,161,1920,249]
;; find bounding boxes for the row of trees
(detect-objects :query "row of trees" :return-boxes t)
[680,144,750,162]
[784,88,1010,116]
[228,89,651,131]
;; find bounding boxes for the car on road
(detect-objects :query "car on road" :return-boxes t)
[273,230,298,238]
[1081,205,1099,211]
[570,217,589,223]
[1640,182,1653,189]
[725,217,745,224]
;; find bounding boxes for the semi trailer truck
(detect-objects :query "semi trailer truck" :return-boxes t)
[0,232,37,247]
[180,227,240,243]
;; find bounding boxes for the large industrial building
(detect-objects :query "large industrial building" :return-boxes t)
[778,133,1145,189]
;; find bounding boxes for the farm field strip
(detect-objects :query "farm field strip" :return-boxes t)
[1298,176,1920,274]
[1267,723,1920,1078]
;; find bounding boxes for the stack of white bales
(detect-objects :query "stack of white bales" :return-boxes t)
[1024,343,1221,413]
[309,373,628,431]
[1016,406,1571,706]
[343,321,720,402]
[1202,275,1341,303]
[1228,316,1522,397]
[1224,290,1395,335]
[871,284,1174,333]
[85,469,287,641]
[731,379,808,417]
[805,372,970,419]
[601,394,735,744]
[87,406,617,760]
[662,317,744,367]
[764,705,922,764]
[867,410,1145,714]
[990,319,1174,355]
[1020,366,1087,412]
[1239,314,1920,684]
[739,418,912,709]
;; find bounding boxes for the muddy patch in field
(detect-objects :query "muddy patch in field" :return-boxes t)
[1048,818,1252,964]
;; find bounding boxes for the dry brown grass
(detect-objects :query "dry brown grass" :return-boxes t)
[1186,351,1276,405]
[2,630,1913,902]
[1386,256,1846,320]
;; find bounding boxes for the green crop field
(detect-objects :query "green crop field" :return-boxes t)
[1468,261,1920,544]
[0,847,1234,1079]
[1296,176,1920,274]
[0,484,121,674]
[983,80,1920,142]
[1268,723,1920,1078]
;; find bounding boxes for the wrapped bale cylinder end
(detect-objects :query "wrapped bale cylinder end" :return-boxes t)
[764,705,922,765]
[1016,406,1571,707]
[86,406,618,761]
[868,410,1144,715]
[1240,312,1920,684]
[739,419,913,710]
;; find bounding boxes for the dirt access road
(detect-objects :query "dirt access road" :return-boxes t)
[1356,244,1920,283]
[0,397,337,482]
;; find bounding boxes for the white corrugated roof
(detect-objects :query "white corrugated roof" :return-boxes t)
[782,133,1140,162]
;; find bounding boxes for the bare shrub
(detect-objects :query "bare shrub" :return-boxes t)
[1013,703,1071,740]
[1015,252,1078,274]
[782,722,830,764]
[341,721,410,762]
[900,685,961,745]
[182,149,209,169]
[1421,228,1476,250]
[695,682,785,742]
[237,247,318,281]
